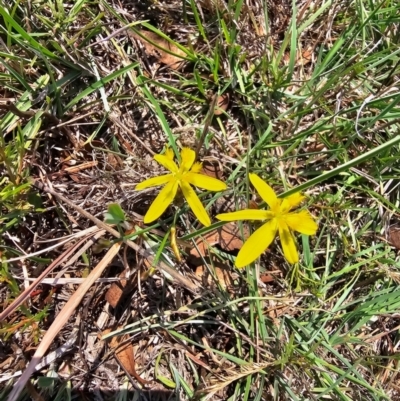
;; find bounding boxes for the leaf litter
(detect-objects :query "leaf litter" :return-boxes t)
[1,0,399,399]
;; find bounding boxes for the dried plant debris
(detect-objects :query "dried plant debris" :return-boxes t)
[388,226,400,250]
[3,0,400,399]
[104,271,129,308]
[214,93,230,115]
[189,222,249,260]
[195,261,236,289]
[130,30,187,70]
[189,222,247,289]
[107,330,152,386]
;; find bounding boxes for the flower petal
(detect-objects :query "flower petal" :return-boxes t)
[280,192,305,213]
[180,181,211,226]
[217,210,273,221]
[191,162,203,173]
[285,210,318,235]
[180,148,196,173]
[184,172,227,191]
[249,173,280,211]
[143,180,178,224]
[165,148,174,160]
[235,219,278,268]
[136,174,173,190]
[154,154,179,173]
[278,220,298,264]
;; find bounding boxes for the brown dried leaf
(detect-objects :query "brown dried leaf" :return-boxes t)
[107,330,151,386]
[130,30,186,70]
[282,48,313,66]
[114,342,136,376]
[105,153,124,170]
[201,161,223,180]
[300,49,313,65]
[190,223,246,288]
[389,227,400,249]
[214,93,229,115]
[105,271,128,308]
[190,222,248,259]
[260,270,282,283]
[185,350,212,371]
[260,273,275,283]
[195,262,234,288]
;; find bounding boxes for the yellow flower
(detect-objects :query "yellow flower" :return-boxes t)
[216,173,318,267]
[136,148,227,226]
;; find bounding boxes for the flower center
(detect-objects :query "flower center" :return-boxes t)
[174,171,185,181]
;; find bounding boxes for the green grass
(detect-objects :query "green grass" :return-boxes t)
[1,0,400,400]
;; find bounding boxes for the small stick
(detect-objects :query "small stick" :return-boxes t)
[194,93,218,161]
[87,22,139,48]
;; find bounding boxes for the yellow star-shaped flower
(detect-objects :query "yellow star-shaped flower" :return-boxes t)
[136,148,227,226]
[216,173,318,267]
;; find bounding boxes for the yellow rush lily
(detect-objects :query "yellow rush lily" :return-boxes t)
[216,173,318,267]
[136,147,227,226]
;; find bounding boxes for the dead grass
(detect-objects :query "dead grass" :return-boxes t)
[1,0,400,400]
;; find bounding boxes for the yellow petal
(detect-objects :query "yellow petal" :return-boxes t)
[235,219,278,268]
[285,210,318,235]
[280,192,305,213]
[278,220,298,264]
[136,174,173,190]
[165,148,174,160]
[154,154,179,173]
[191,162,203,173]
[249,173,280,211]
[180,181,211,226]
[216,209,273,221]
[184,172,227,191]
[180,148,196,172]
[143,180,178,224]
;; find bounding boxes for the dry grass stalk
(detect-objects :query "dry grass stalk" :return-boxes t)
[195,362,273,400]
[7,242,122,401]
